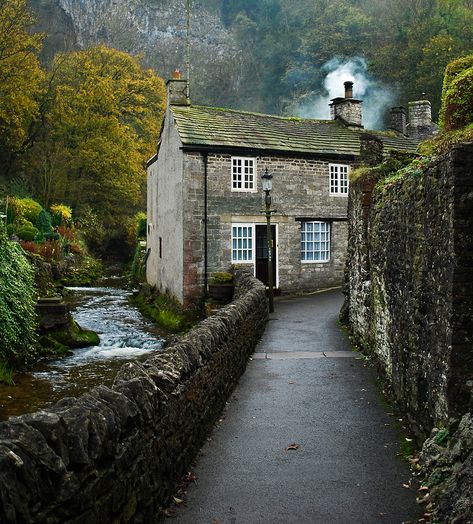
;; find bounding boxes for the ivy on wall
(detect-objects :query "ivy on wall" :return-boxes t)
[440,54,473,131]
[0,228,38,367]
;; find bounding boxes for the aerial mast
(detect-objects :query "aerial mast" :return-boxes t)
[186,0,191,100]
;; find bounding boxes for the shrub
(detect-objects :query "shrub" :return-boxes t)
[37,240,61,262]
[0,229,38,368]
[17,223,39,241]
[20,241,39,255]
[11,197,43,223]
[6,224,14,236]
[50,203,72,226]
[57,226,76,242]
[35,209,53,235]
[211,271,234,284]
[136,212,147,238]
[440,54,473,131]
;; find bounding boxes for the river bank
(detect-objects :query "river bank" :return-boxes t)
[0,278,166,420]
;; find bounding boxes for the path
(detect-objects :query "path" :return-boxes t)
[171,290,419,523]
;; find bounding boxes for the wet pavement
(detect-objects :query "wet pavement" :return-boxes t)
[171,289,420,524]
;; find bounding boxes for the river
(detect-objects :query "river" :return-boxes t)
[0,280,166,420]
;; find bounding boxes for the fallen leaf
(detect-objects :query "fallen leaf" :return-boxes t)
[418,486,429,492]
[162,508,176,518]
[402,484,410,489]
[185,472,197,482]
[173,496,184,504]
[288,381,294,384]
[286,443,300,451]
[405,437,413,442]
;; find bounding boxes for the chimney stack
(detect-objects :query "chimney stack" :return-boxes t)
[407,98,438,140]
[166,68,190,107]
[329,81,363,128]
[389,107,407,135]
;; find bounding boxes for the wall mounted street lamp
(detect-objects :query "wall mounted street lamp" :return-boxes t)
[261,168,275,313]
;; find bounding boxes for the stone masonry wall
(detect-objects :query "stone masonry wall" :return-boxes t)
[346,144,473,436]
[345,143,473,437]
[0,271,268,523]
[183,151,355,303]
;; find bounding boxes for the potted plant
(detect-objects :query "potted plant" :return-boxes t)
[208,271,234,302]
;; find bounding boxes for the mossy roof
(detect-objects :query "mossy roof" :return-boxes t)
[171,105,419,156]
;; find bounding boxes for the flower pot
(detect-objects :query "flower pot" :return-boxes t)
[208,283,234,302]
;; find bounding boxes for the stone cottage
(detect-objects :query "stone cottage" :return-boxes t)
[147,74,435,306]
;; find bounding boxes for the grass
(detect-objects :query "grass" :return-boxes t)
[133,289,197,334]
[0,361,15,385]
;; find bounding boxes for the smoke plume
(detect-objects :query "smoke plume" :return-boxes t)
[294,57,395,130]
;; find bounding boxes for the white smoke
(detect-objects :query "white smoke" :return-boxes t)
[293,57,396,130]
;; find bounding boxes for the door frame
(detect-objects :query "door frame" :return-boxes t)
[230,222,279,289]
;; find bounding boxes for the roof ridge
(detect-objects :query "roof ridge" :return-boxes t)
[172,104,334,124]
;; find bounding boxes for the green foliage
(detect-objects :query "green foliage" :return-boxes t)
[133,289,196,334]
[50,203,72,226]
[0,228,38,368]
[434,428,450,445]
[129,243,147,283]
[0,0,44,172]
[35,208,52,235]
[418,123,473,155]
[211,271,234,284]
[136,212,147,238]
[11,197,42,223]
[0,362,15,385]
[16,222,39,241]
[440,54,473,130]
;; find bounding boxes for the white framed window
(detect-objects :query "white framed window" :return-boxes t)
[330,164,349,195]
[301,221,330,262]
[232,157,256,192]
[232,224,254,262]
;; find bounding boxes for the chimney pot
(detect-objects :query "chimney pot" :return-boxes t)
[344,81,354,99]
[172,69,181,80]
[389,106,407,135]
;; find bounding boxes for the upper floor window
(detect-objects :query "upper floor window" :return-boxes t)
[232,157,256,192]
[301,221,330,262]
[330,164,349,195]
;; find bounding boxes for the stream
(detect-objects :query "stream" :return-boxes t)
[0,279,166,421]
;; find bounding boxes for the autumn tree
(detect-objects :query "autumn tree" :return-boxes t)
[0,0,44,175]
[28,45,165,240]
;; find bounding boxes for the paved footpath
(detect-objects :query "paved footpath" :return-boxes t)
[172,290,420,524]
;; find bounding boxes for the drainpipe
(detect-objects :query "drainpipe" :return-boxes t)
[203,152,208,299]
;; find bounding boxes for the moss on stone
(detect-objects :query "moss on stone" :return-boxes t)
[440,54,473,131]
[40,318,100,351]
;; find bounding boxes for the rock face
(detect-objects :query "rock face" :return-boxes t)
[0,270,268,523]
[29,0,241,105]
[421,414,473,523]
[344,143,473,436]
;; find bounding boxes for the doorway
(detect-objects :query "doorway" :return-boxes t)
[255,224,277,287]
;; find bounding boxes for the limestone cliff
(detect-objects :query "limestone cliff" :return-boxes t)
[28,0,242,106]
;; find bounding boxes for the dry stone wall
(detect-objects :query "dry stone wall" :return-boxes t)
[345,143,473,437]
[0,271,268,523]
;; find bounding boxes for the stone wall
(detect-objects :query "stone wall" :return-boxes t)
[182,151,355,303]
[0,271,268,523]
[146,109,185,303]
[345,143,473,437]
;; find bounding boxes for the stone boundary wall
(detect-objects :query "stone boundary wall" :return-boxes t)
[345,143,473,437]
[0,271,268,523]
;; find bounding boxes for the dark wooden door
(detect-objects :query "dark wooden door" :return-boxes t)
[255,225,276,286]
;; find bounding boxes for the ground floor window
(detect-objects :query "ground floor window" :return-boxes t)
[301,221,330,262]
[232,224,254,262]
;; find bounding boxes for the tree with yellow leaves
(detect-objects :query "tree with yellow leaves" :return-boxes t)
[28,45,165,240]
[0,0,44,175]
